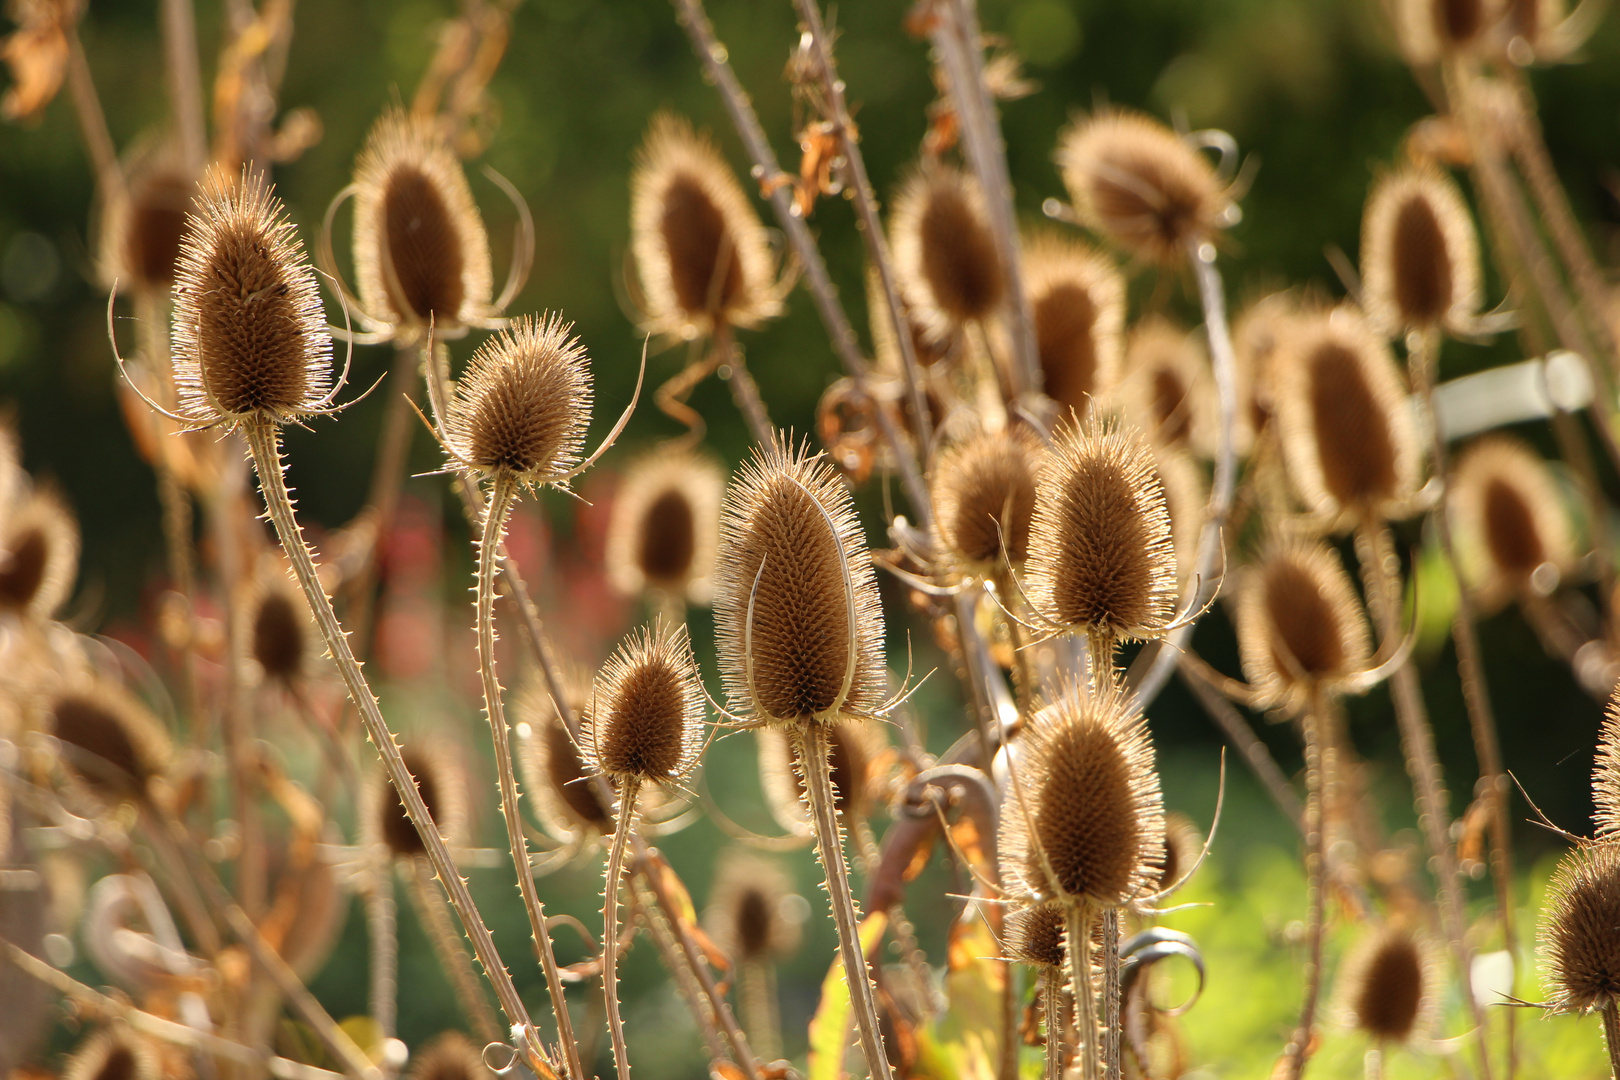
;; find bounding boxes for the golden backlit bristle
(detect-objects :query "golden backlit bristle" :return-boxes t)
[1235,538,1372,709]
[1156,811,1205,894]
[1273,307,1419,525]
[1335,925,1437,1044]
[1150,443,1206,582]
[631,112,781,339]
[1361,167,1480,337]
[407,1031,496,1080]
[582,621,705,785]
[441,313,592,486]
[1450,435,1573,608]
[758,719,885,834]
[516,668,618,838]
[605,449,724,604]
[891,163,1005,341]
[61,1027,160,1080]
[352,109,493,332]
[170,168,333,427]
[999,683,1165,907]
[1023,231,1125,421]
[1119,317,1216,457]
[712,438,886,726]
[930,426,1045,571]
[371,741,469,859]
[1004,902,1069,969]
[1056,109,1231,265]
[705,851,803,963]
[1025,420,1178,643]
[1540,842,1620,1013]
[0,488,79,620]
[1595,688,1620,841]
[44,683,171,804]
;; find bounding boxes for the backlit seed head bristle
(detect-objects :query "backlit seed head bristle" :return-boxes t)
[62,1028,160,1080]
[605,449,724,605]
[1118,318,1216,457]
[1274,307,1420,525]
[758,719,886,834]
[441,313,592,486]
[1150,444,1206,582]
[1596,690,1620,841]
[1236,538,1371,709]
[44,683,171,804]
[99,151,194,295]
[1334,925,1438,1044]
[582,620,705,785]
[1450,435,1573,609]
[1056,109,1231,265]
[0,488,79,621]
[1395,0,1499,62]
[369,740,469,858]
[170,167,333,427]
[704,851,803,964]
[1361,168,1480,337]
[999,683,1165,908]
[407,1032,495,1080]
[516,668,618,838]
[240,567,311,685]
[1023,231,1126,421]
[630,112,781,339]
[867,267,950,373]
[712,437,887,727]
[930,426,1046,572]
[1540,842,1620,1013]
[891,163,1005,340]
[1004,902,1069,968]
[1025,421,1178,642]
[352,109,493,332]
[1156,811,1205,895]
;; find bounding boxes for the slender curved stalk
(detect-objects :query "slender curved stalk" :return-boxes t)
[1603,1001,1620,1080]
[62,20,122,202]
[602,777,642,1080]
[365,855,397,1043]
[797,723,895,1080]
[1284,698,1331,1080]
[715,325,774,446]
[1364,1046,1382,1080]
[160,0,207,173]
[1065,906,1099,1080]
[408,860,502,1045]
[1177,661,1304,832]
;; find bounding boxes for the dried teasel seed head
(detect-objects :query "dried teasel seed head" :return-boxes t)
[1023,231,1126,421]
[1149,443,1206,583]
[352,109,493,333]
[1118,317,1217,457]
[0,488,79,621]
[1056,109,1232,265]
[631,112,781,339]
[100,150,194,295]
[408,1032,496,1080]
[605,449,724,605]
[1334,925,1438,1044]
[891,163,1005,340]
[44,683,170,804]
[712,437,887,727]
[1004,902,1069,969]
[1395,0,1500,62]
[999,683,1165,909]
[62,1027,161,1080]
[581,621,705,785]
[170,168,333,427]
[1155,811,1205,895]
[704,851,803,964]
[516,668,618,839]
[758,719,885,835]
[1450,435,1573,610]
[441,313,592,486]
[369,741,469,859]
[1235,538,1372,709]
[240,567,311,684]
[1025,421,1178,643]
[930,426,1045,571]
[1361,168,1480,337]
[1541,843,1620,1014]
[1274,307,1420,525]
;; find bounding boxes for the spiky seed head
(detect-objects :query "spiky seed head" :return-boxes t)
[705,852,803,964]
[407,1032,496,1080]
[45,683,170,804]
[1235,538,1372,709]
[1023,231,1126,420]
[1335,925,1437,1044]
[1450,435,1573,609]
[1056,109,1231,265]
[581,621,705,786]
[441,313,592,486]
[631,113,780,339]
[101,157,195,295]
[0,488,78,620]
[1149,444,1206,582]
[999,683,1165,908]
[1025,421,1178,643]
[1362,168,1480,337]
[1156,811,1204,894]
[371,741,468,859]
[891,163,1005,339]
[516,668,618,839]
[757,720,885,834]
[867,267,950,374]
[712,437,887,727]
[931,426,1045,571]
[1004,902,1069,968]
[352,109,493,333]
[1541,842,1620,1013]
[605,449,724,605]
[170,168,333,427]
[1118,318,1217,457]
[62,1028,161,1080]
[1274,307,1419,526]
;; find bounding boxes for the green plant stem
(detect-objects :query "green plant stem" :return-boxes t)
[407,860,502,1045]
[1065,906,1099,1080]
[603,777,642,1080]
[1285,698,1331,1080]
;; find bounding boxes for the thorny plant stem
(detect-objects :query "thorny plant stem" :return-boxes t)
[365,854,398,1043]
[1285,700,1332,1080]
[408,860,503,1045]
[1177,661,1304,833]
[603,778,643,1080]
[1042,966,1062,1080]
[798,723,897,1080]
[238,418,551,1073]
[474,472,585,1080]
[1604,1001,1620,1080]
[1065,906,1100,1080]
[1101,911,1122,1080]
[715,324,775,446]
[160,0,208,173]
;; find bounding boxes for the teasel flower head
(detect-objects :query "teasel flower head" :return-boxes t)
[1025,420,1178,644]
[1274,306,1420,527]
[0,487,79,621]
[169,168,334,429]
[43,681,171,806]
[1056,109,1234,266]
[930,425,1045,574]
[581,620,705,789]
[891,162,1005,341]
[999,682,1165,909]
[1235,538,1373,711]
[757,719,886,835]
[98,146,194,296]
[516,667,617,840]
[408,1032,496,1080]
[1023,230,1125,421]
[240,565,313,686]
[1361,167,1480,338]
[605,449,724,605]
[349,109,494,337]
[1395,0,1500,63]
[368,740,469,860]
[630,112,782,340]
[1540,842,1620,1014]
[1119,317,1216,457]
[1334,924,1439,1044]
[1155,811,1206,895]
[1450,435,1574,610]
[62,1027,161,1080]
[704,851,804,964]
[1003,901,1070,969]
[712,437,887,727]
[439,313,592,491]
[1150,443,1206,583]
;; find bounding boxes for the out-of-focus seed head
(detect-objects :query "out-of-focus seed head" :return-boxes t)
[170,168,333,427]
[44,683,171,805]
[99,149,194,295]
[62,1027,161,1080]
[1023,231,1126,421]
[1334,925,1437,1044]
[931,426,1045,572]
[891,163,1005,340]
[712,438,886,727]
[1004,902,1069,968]
[605,449,724,605]
[1155,811,1205,895]
[757,719,886,835]
[408,1032,496,1080]
[1540,842,1620,1013]
[704,851,803,964]
[1235,538,1372,710]
[1274,307,1420,526]
[441,313,592,488]
[1056,110,1232,265]
[1149,443,1206,584]
[631,113,781,340]
[352,109,493,334]
[1025,421,1178,643]
[581,621,705,787]
[370,740,469,859]
[516,667,618,840]
[1395,0,1500,62]
[0,488,78,621]
[1362,168,1480,337]
[1450,435,1574,611]
[1118,317,1216,457]
[240,565,311,685]
[999,683,1165,909]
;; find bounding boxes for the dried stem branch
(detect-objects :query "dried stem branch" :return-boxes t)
[1065,906,1100,1080]
[1177,660,1304,833]
[1284,698,1332,1080]
[1604,1001,1620,1080]
[602,777,643,1080]
[62,20,123,202]
[365,854,398,1043]
[1042,965,1062,1080]
[407,860,503,1045]
[715,324,775,446]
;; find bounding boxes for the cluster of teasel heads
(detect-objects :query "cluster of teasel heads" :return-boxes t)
[8,0,1620,1078]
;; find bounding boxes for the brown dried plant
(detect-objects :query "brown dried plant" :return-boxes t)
[0,486,79,622]
[1361,167,1482,339]
[604,448,725,608]
[1449,434,1575,611]
[891,162,1005,343]
[1333,924,1439,1049]
[1022,230,1126,423]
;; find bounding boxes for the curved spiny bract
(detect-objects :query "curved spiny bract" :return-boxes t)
[1539,842,1620,1014]
[1235,538,1372,712]
[582,620,706,788]
[1156,811,1206,896]
[1150,443,1207,585]
[0,487,79,621]
[1023,230,1126,422]
[930,425,1045,576]
[1333,924,1439,1046]
[891,163,1005,342]
[1361,167,1481,338]
[1450,434,1575,611]
[605,449,725,606]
